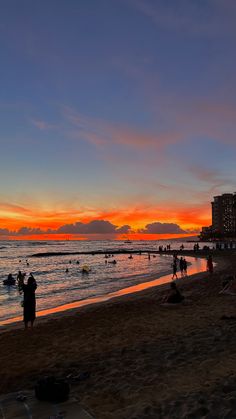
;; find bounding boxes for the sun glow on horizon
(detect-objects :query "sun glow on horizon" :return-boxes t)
[1,232,197,241]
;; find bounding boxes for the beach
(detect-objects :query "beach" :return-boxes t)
[0,250,236,418]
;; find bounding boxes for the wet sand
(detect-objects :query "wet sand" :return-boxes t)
[0,250,236,418]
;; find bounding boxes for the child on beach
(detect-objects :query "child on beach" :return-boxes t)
[207,255,213,274]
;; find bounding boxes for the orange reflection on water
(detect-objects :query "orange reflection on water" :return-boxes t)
[0,256,206,327]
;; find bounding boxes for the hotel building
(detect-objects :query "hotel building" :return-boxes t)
[212,193,236,236]
[200,193,236,239]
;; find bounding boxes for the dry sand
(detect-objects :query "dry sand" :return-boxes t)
[0,250,236,418]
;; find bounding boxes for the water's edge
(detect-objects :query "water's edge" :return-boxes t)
[0,256,206,328]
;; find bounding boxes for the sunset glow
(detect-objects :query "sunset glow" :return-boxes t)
[0,0,235,239]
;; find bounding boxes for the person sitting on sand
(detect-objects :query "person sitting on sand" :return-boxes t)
[163,282,184,304]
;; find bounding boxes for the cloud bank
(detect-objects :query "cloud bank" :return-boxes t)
[0,220,188,236]
[139,222,186,234]
[0,220,131,236]
[57,220,130,234]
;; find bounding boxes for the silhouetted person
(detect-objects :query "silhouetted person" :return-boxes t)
[179,257,184,275]
[3,274,16,285]
[172,260,178,279]
[183,258,187,275]
[164,282,184,304]
[22,273,37,329]
[17,271,26,293]
[207,255,213,274]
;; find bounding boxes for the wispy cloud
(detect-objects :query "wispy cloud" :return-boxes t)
[172,99,236,145]
[129,0,236,37]
[31,118,58,131]
[0,202,33,216]
[188,166,230,185]
[63,106,181,150]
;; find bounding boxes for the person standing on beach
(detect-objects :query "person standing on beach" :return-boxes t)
[179,257,184,276]
[172,259,178,279]
[22,273,37,329]
[207,255,213,274]
[183,258,187,275]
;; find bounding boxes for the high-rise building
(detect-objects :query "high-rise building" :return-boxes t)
[211,193,236,236]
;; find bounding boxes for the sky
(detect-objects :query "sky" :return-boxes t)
[0,0,236,239]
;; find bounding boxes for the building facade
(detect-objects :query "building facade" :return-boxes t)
[211,193,236,236]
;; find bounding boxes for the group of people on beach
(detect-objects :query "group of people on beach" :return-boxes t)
[4,271,37,329]
[2,247,217,327]
[172,255,188,279]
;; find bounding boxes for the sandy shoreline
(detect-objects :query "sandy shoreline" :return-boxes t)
[0,250,236,418]
[0,254,206,330]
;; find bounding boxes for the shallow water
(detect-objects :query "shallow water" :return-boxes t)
[0,239,210,323]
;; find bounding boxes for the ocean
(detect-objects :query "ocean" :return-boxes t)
[0,239,209,324]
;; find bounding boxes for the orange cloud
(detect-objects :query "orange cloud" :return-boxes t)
[0,198,211,238]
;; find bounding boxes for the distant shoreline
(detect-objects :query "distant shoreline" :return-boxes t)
[30,248,215,258]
